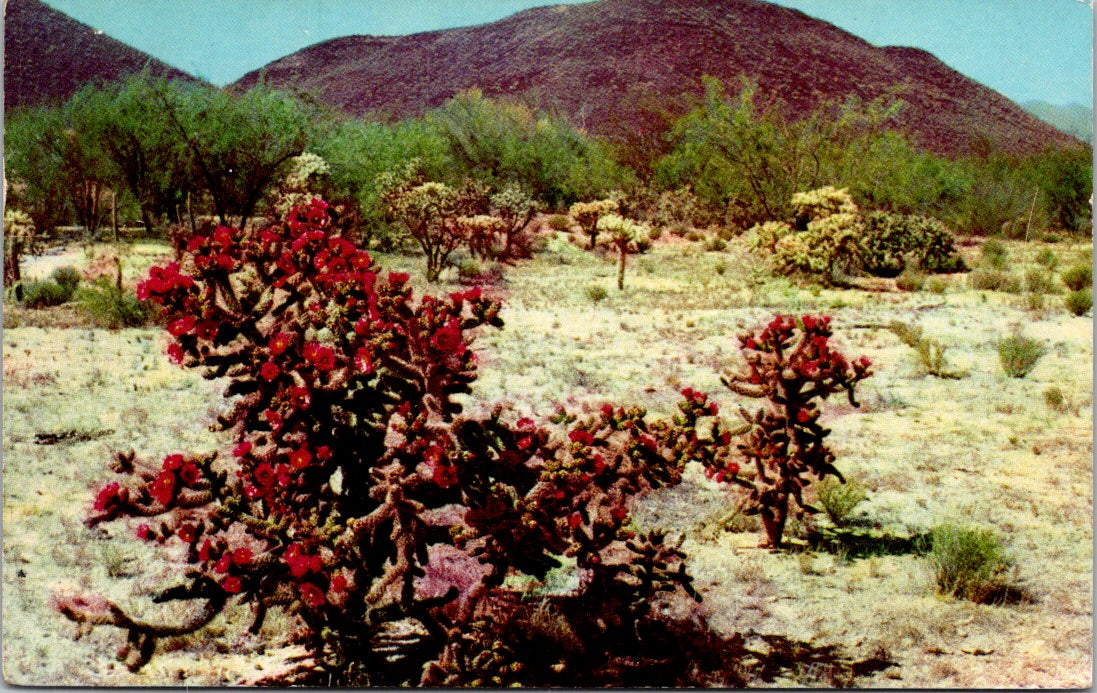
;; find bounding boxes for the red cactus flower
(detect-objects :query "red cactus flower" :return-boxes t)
[221,576,242,594]
[232,547,253,567]
[149,471,176,505]
[268,332,294,356]
[299,582,326,608]
[304,342,336,371]
[233,441,252,458]
[179,463,202,486]
[167,315,196,337]
[259,362,281,382]
[289,447,312,470]
[167,342,185,364]
[177,523,197,544]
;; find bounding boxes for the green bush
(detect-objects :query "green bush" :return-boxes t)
[1043,386,1070,414]
[76,283,151,328]
[926,524,1016,604]
[704,237,727,252]
[584,284,609,303]
[996,333,1046,378]
[50,265,82,292]
[815,477,868,527]
[1033,247,1059,270]
[22,280,74,308]
[1064,288,1092,316]
[979,240,1010,270]
[969,269,1022,293]
[926,277,948,294]
[1023,268,1057,295]
[894,269,926,292]
[1060,264,1092,291]
[546,214,571,231]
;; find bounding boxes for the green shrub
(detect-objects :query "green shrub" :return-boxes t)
[889,321,964,378]
[1034,247,1059,270]
[1064,288,1092,316]
[894,269,925,292]
[1043,386,1070,414]
[584,284,609,303]
[815,477,868,527]
[969,269,1022,293]
[926,277,948,294]
[704,237,727,252]
[50,265,82,292]
[996,333,1046,378]
[546,214,571,231]
[1021,292,1046,313]
[926,524,1016,604]
[979,240,1010,270]
[76,283,151,328]
[1060,264,1092,291]
[21,280,74,308]
[1023,268,1057,295]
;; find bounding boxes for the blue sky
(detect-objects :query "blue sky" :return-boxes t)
[40,0,1094,106]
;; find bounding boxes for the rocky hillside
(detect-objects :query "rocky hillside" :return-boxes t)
[4,0,199,110]
[233,0,1084,157]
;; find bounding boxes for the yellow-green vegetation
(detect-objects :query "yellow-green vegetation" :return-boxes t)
[3,232,1092,687]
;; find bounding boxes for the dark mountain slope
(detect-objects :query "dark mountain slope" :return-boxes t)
[4,0,200,110]
[233,0,1083,158]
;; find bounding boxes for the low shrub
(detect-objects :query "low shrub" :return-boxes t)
[979,240,1010,270]
[704,237,727,252]
[545,214,571,231]
[969,269,1022,293]
[1064,288,1092,316]
[926,277,948,294]
[76,283,151,328]
[50,265,82,293]
[1042,386,1070,414]
[1023,269,1057,295]
[585,284,609,303]
[894,269,926,292]
[815,477,868,527]
[926,524,1017,604]
[22,280,74,308]
[888,321,964,378]
[997,333,1046,378]
[1061,264,1092,291]
[1034,247,1059,270]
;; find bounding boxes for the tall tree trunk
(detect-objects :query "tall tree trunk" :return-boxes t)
[111,191,119,242]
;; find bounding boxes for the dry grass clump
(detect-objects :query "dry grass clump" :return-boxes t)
[815,477,868,527]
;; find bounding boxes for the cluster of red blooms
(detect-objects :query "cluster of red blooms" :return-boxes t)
[74,198,871,681]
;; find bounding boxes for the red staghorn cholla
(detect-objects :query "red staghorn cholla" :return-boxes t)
[61,198,785,686]
[721,313,873,548]
[60,199,875,684]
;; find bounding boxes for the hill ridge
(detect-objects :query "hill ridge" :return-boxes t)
[4,0,201,110]
[232,0,1082,158]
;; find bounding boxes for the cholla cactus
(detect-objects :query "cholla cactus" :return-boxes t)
[596,213,649,290]
[745,220,794,254]
[456,214,508,261]
[774,212,862,276]
[568,199,618,249]
[791,186,858,227]
[489,184,540,260]
[4,208,36,285]
[272,152,332,218]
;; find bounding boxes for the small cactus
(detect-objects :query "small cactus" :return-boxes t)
[595,213,649,290]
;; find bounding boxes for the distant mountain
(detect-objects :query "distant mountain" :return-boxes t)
[4,0,200,110]
[233,0,1083,158]
[1022,101,1092,143]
